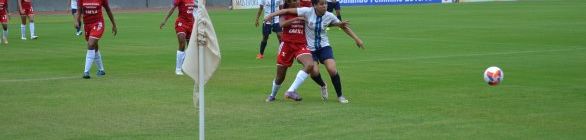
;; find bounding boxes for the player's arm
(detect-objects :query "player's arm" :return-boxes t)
[74,3,82,29]
[255,5,264,27]
[160,5,177,29]
[103,0,117,36]
[280,16,304,28]
[264,8,297,22]
[331,21,365,49]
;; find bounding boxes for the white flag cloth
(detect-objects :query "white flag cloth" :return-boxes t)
[182,5,221,85]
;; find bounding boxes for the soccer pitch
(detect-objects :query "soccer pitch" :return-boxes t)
[1,0,585,139]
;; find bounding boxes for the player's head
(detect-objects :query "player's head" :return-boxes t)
[284,0,300,8]
[311,0,327,16]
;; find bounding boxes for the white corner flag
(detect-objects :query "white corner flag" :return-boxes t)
[181,0,220,139]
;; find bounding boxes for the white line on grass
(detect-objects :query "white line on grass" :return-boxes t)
[0,76,80,82]
[225,47,586,70]
[1,48,583,82]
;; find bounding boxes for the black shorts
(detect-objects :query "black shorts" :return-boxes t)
[71,9,78,15]
[311,46,335,64]
[262,23,282,36]
[327,2,341,12]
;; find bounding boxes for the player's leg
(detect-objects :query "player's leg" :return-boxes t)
[310,49,329,100]
[20,15,27,40]
[175,32,187,75]
[269,42,290,101]
[83,37,99,79]
[258,24,271,59]
[94,42,106,77]
[284,43,314,97]
[1,16,8,44]
[266,65,288,102]
[334,1,342,20]
[322,58,347,103]
[285,53,314,94]
[326,2,335,31]
[28,15,37,39]
[321,46,347,103]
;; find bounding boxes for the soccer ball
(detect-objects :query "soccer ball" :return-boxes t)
[483,66,504,86]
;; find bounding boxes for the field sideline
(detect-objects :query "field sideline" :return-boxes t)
[1,0,585,139]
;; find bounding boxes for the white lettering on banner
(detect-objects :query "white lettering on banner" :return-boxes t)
[234,0,259,6]
[341,0,369,3]
[372,0,433,2]
[232,0,261,9]
[373,0,401,2]
[340,0,436,4]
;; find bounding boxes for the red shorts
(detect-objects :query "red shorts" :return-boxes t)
[20,8,34,16]
[0,14,7,23]
[175,20,193,39]
[84,21,105,40]
[277,42,311,67]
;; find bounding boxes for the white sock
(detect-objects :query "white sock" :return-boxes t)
[94,51,104,71]
[2,29,7,38]
[20,24,26,38]
[84,50,96,73]
[179,51,186,68]
[29,22,35,37]
[270,80,281,97]
[287,70,309,92]
[176,50,185,71]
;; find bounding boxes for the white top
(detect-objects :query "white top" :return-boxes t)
[71,0,78,9]
[259,0,283,24]
[297,7,341,51]
[326,0,335,2]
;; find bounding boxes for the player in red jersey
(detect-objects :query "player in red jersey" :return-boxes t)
[17,0,37,40]
[265,0,315,102]
[160,0,197,75]
[75,0,117,79]
[0,0,8,44]
[299,0,312,7]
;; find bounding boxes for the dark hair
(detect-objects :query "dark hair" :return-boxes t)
[311,0,319,5]
[284,0,298,8]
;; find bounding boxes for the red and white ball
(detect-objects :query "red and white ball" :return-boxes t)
[483,66,504,86]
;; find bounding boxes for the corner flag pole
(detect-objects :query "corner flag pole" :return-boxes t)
[195,1,205,139]
[198,39,205,140]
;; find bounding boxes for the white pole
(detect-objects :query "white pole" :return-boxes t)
[198,44,205,140]
[195,0,205,139]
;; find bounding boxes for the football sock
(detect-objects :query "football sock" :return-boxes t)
[29,22,35,37]
[94,51,104,71]
[2,29,7,38]
[259,40,267,55]
[270,80,281,97]
[20,24,26,38]
[84,50,96,73]
[337,15,342,21]
[331,73,342,97]
[287,70,309,92]
[311,74,326,87]
[180,51,186,69]
[176,50,185,71]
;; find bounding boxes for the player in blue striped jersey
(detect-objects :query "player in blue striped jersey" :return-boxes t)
[254,0,284,59]
[264,0,364,103]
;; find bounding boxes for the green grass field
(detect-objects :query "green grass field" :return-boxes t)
[1,0,585,139]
